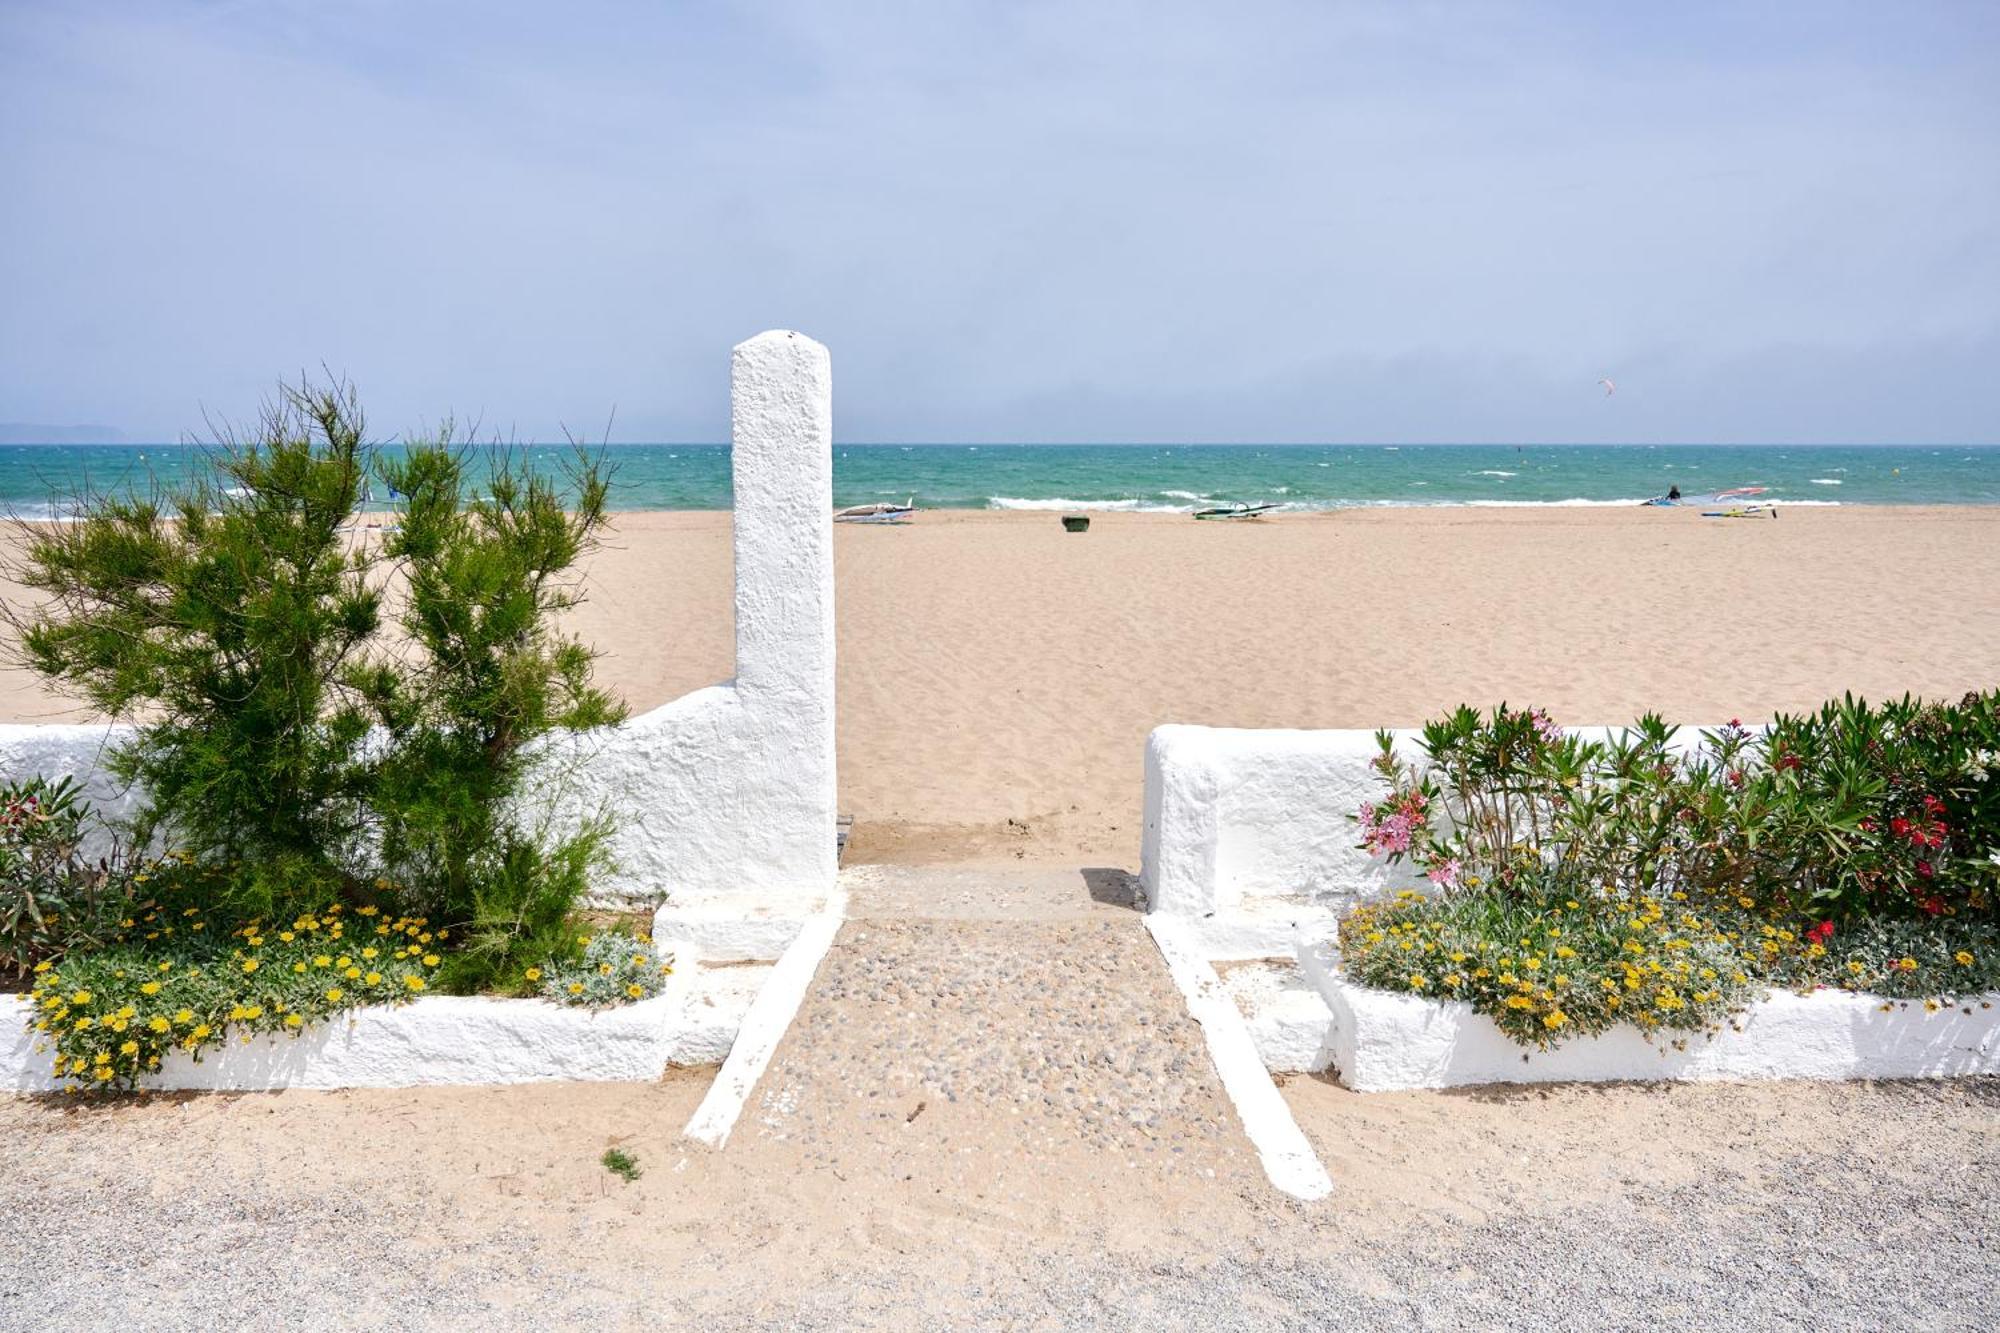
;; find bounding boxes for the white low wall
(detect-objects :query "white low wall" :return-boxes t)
[1141,724,1416,921]
[1295,940,2000,1092]
[0,985,689,1092]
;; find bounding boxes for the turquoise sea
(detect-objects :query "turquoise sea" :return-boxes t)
[0,443,1995,516]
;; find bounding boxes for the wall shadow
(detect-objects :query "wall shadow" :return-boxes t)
[1080,866,1142,911]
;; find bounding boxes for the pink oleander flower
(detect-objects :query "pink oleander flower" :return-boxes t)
[1529,709,1562,743]
[1425,858,1461,888]
[1358,795,1424,856]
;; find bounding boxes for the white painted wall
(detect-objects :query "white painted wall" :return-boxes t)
[0,722,145,861]
[1141,724,1417,921]
[1141,723,1719,923]
[0,331,840,916]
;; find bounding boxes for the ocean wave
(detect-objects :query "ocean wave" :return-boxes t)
[1464,498,1650,508]
[5,501,83,522]
[1809,478,1842,485]
[1475,470,1518,478]
[1159,490,1209,501]
[985,496,1190,512]
[889,490,1802,515]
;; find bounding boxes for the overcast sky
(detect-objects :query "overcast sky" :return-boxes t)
[1,1,1995,443]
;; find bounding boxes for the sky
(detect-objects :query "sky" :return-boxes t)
[1,1,1995,444]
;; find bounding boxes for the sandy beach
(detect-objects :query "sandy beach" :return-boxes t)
[6,505,1999,865]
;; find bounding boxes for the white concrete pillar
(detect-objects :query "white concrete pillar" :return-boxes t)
[717,330,838,898]
[730,331,836,707]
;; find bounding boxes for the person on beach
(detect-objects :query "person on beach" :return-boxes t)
[1667,485,1681,501]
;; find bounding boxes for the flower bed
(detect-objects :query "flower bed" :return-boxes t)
[1298,938,2000,1091]
[1325,694,2000,1079]
[0,986,691,1092]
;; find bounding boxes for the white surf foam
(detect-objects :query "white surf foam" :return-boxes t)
[986,496,1188,512]
[1809,478,1842,485]
[1465,498,1648,508]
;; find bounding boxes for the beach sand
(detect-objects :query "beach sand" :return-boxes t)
[5,505,1999,865]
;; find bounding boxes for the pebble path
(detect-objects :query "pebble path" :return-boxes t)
[728,865,1263,1204]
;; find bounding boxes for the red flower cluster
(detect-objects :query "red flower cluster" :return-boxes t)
[1805,920,1835,945]
[1889,795,1948,851]
[1,793,44,832]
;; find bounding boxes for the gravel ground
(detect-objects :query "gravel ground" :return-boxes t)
[3,865,1995,1330]
[5,1079,1993,1330]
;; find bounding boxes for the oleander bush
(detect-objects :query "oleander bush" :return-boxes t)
[0,776,145,979]
[4,380,626,997]
[1344,693,2000,1048]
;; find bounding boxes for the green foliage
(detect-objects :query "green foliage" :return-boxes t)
[365,436,625,992]
[1341,888,1755,1048]
[1346,692,2000,1049]
[600,1147,642,1183]
[1340,884,2000,1051]
[24,878,437,1088]
[9,383,380,917]
[539,928,673,1007]
[424,820,609,996]
[5,379,626,986]
[0,776,143,978]
[1757,692,2000,920]
[1357,693,2000,925]
[1754,914,2000,1002]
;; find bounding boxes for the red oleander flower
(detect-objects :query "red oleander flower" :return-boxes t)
[1916,860,1934,879]
[1775,753,1801,772]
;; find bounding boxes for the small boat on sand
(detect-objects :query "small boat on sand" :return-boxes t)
[1192,501,1282,520]
[1643,486,1767,508]
[836,497,916,524]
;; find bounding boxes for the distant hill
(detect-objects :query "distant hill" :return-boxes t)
[0,424,129,444]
